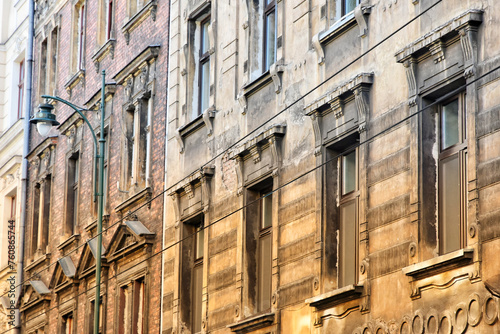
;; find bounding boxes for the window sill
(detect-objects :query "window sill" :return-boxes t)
[306,284,363,310]
[228,312,275,333]
[57,234,80,252]
[25,252,51,272]
[85,214,110,237]
[122,0,158,44]
[175,107,215,153]
[114,187,152,214]
[312,5,371,65]
[64,69,85,94]
[403,248,474,280]
[91,39,116,72]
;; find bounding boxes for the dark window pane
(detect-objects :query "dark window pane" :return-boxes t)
[340,200,356,287]
[440,154,461,254]
[201,20,210,54]
[192,264,203,333]
[441,99,459,150]
[261,194,272,229]
[342,151,356,195]
[195,226,204,259]
[344,0,358,14]
[258,233,272,311]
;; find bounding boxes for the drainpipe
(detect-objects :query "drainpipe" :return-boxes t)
[16,0,35,331]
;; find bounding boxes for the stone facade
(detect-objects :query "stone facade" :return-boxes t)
[163,0,500,333]
[21,0,168,332]
[0,0,29,331]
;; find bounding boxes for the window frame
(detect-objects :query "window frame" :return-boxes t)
[78,4,86,71]
[341,0,360,17]
[106,0,114,40]
[197,16,211,116]
[437,93,467,255]
[257,187,273,313]
[338,147,359,288]
[118,277,146,334]
[17,60,24,119]
[262,0,276,72]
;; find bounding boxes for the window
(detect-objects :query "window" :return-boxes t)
[438,93,467,254]
[247,0,277,80]
[341,0,360,16]
[98,0,114,45]
[245,181,273,314]
[128,0,141,18]
[107,0,113,40]
[180,215,204,333]
[263,0,276,72]
[338,149,358,287]
[124,98,149,189]
[31,176,51,257]
[39,39,48,96]
[118,278,145,334]
[198,17,210,115]
[61,312,74,334]
[65,154,79,236]
[49,28,58,95]
[17,60,24,119]
[89,299,103,334]
[72,2,86,73]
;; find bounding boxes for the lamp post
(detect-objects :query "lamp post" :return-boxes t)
[30,70,106,334]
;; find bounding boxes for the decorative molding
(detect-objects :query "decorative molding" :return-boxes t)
[121,0,158,45]
[354,85,369,132]
[237,91,247,114]
[331,97,344,119]
[269,60,285,93]
[228,312,275,333]
[114,187,152,213]
[310,112,323,156]
[354,3,372,37]
[175,128,184,153]
[202,106,216,136]
[306,284,364,311]
[91,39,116,73]
[403,58,418,106]
[113,45,160,85]
[459,25,479,79]
[428,39,445,63]
[64,69,85,97]
[312,33,324,65]
[395,9,483,64]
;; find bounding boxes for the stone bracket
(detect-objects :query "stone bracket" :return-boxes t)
[237,91,247,114]
[269,60,285,94]
[312,33,325,65]
[354,4,372,37]
[202,106,216,136]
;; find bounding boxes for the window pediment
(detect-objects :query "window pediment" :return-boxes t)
[27,136,58,181]
[304,73,372,155]
[20,281,51,312]
[107,219,155,262]
[168,166,214,224]
[49,257,78,292]
[76,239,107,279]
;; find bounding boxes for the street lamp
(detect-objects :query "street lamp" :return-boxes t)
[30,70,106,334]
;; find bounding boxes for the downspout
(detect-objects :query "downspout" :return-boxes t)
[16,0,35,330]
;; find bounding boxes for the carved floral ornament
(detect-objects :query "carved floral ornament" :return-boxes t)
[395,9,483,105]
[304,73,373,155]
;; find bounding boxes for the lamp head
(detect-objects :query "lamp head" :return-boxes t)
[30,103,60,136]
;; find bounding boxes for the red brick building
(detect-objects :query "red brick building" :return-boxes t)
[21,0,168,332]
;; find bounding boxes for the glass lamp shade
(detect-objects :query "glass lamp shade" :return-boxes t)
[36,122,52,136]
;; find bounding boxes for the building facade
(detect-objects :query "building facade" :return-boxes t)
[21,0,169,332]
[0,0,29,331]
[163,0,500,333]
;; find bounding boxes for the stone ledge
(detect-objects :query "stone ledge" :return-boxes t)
[25,253,51,272]
[56,234,80,252]
[403,248,474,280]
[114,187,152,214]
[121,0,158,45]
[228,312,275,333]
[306,284,363,310]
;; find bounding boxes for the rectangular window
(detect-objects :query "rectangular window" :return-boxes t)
[339,149,358,287]
[39,39,48,95]
[181,215,204,334]
[192,226,204,333]
[342,0,360,16]
[66,154,79,236]
[49,28,58,95]
[257,189,272,312]
[198,17,210,115]
[32,177,51,257]
[89,299,103,334]
[78,5,85,70]
[61,313,74,334]
[17,60,24,119]
[263,0,276,72]
[438,94,467,255]
[107,0,113,40]
[124,99,149,189]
